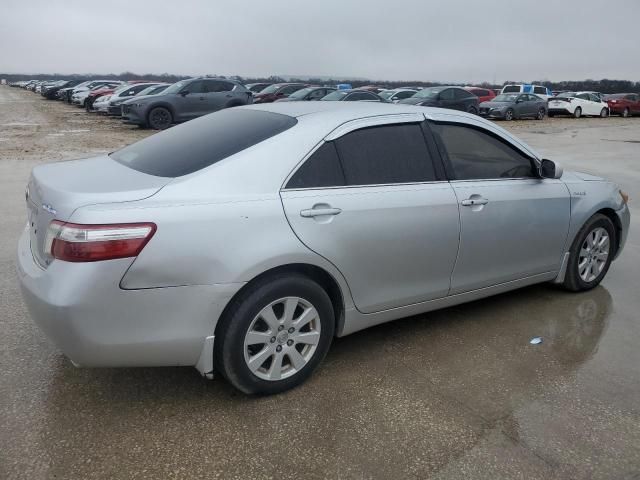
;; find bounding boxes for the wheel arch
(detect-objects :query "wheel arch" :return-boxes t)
[595,208,622,257]
[214,263,346,340]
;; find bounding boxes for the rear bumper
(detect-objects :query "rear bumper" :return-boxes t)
[548,107,571,115]
[17,228,243,372]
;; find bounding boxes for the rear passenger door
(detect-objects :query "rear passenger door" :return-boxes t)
[430,121,570,294]
[281,117,460,313]
[203,80,235,112]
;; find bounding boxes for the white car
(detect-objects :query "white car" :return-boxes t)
[92,94,111,114]
[501,84,553,100]
[548,92,609,118]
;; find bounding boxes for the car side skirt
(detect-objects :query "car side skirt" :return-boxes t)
[340,271,557,336]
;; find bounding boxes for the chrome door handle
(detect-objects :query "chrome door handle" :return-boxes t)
[461,197,488,206]
[300,207,342,218]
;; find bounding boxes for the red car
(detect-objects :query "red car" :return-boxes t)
[465,86,496,104]
[252,83,307,103]
[605,93,640,117]
[84,83,123,111]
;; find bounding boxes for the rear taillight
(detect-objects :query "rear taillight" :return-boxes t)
[45,221,156,262]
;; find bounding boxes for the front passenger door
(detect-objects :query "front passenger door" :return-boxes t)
[430,121,570,294]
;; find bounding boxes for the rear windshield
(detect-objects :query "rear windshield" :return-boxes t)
[110,109,297,177]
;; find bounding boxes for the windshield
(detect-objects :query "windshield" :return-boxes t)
[112,84,132,95]
[502,85,521,93]
[288,87,314,99]
[137,85,167,96]
[163,80,189,94]
[258,84,281,94]
[413,87,444,99]
[494,94,519,102]
[321,90,348,101]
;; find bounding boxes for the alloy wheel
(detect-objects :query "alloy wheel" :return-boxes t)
[243,297,321,381]
[505,109,514,121]
[578,227,610,283]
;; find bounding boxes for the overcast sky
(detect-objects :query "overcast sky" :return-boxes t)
[2,0,639,83]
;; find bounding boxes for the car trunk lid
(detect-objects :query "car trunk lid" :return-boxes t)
[26,155,170,268]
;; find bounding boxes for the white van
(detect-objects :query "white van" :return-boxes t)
[501,84,552,100]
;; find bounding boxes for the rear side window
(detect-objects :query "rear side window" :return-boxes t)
[533,86,547,94]
[111,109,297,177]
[286,143,345,189]
[336,124,436,185]
[502,85,520,93]
[431,123,535,180]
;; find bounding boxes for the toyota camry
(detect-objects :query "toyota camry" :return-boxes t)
[17,102,630,395]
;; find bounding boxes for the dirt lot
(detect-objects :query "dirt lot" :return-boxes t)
[1,86,639,479]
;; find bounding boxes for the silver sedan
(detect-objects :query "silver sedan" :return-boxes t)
[18,102,630,394]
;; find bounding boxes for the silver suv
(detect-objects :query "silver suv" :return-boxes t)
[121,77,252,129]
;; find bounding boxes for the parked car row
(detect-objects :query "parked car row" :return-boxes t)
[10,79,640,129]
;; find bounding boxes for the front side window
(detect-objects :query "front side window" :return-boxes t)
[439,89,455,101]
[335,124,437,185]
[431,123,536,180]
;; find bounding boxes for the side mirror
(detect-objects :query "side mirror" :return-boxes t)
[540,159,563,179]
[180,90,189,96]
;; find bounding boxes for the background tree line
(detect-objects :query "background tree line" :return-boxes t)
[2,72,639,93]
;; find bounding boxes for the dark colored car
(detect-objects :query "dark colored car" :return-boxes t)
[42,80,85,99]
[398,86,479,114]
[320,89,386,102]
[275,86,336,102]
[479,93,547,121]
[121,77,252,130]
[605,93,640,117]
[252,83,307,103]
[464,86,496,104]
[245,83,272,94]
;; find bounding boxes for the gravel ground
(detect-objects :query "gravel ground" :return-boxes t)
[1,86,639,480]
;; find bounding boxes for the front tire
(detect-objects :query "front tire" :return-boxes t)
[504,108,514,121]
[147,107,173,130]
[467,106,478,115]
[215,274,335,395]
[563,214,615,292]
[574,107,582,118]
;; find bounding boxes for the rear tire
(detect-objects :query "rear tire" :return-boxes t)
[563,214,615,292]
[215,274,335,395]
[147,107,173,130]
[574,107,582,118]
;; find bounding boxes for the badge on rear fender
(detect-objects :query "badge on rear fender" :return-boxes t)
[42,204,57,215]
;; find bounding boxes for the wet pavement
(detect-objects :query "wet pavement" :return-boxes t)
[1,86,639,479]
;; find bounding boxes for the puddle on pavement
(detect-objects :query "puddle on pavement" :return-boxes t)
[2,122,39,127]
